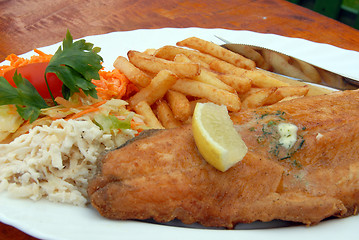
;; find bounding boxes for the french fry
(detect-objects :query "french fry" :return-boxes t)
[143,48,157,55]
[155,100,182,129]
[171,78,241,112]
[128,50,200,78]
[129,70,178,107]
[238,87,261,101]
[242,86,309,108]
[165,90,191,122]
[177,37,256,70]
[155,46,248,81]
[264,86,309,105]
[113,56,152,88]
[155,45,221,66]
[209,59,289,88]
[215,73,251,93]
[173,53,192,63]
[174,54,235,93]
[186,54,211,68]
[255,68,333,96]
[195,70,235,93]
[222,44,270,70]
[248,70,290,88]
[207,57,240,74]
[154,45,190,60]
[133,101,164,129]
[241,88,276,109]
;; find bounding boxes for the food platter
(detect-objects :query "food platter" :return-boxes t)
[1,189,358,240]
[1,28,359,240]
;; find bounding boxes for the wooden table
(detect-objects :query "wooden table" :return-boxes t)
[0,0,358,239]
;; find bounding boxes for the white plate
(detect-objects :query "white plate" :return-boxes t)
[1,28,359,240]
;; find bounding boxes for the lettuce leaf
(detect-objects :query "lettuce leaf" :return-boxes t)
[93,113,132,131]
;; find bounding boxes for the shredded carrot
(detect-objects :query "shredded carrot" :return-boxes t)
[92,69,139,100]
[90,100,107,108]
[0,49,53,76]
[54,97,81,108]
[131,121,140,129]
[130,120,144,128]
[134,128,144,136]
[66,108,100,120]
[62,100,107,120]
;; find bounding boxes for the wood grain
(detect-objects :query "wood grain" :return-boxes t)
[1,0,359,62]
[0,0,358,239]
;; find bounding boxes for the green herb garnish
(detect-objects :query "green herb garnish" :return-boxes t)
[46,30,103,101]
[249,127,256,132]
[0,71,48,122]
[0,30,103,123]
[292,159,302,168]
[267,120,277,127]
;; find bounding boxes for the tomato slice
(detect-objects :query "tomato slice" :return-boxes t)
[3,62,63,99]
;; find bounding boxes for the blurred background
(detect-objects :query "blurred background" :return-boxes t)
[287,0,359,29]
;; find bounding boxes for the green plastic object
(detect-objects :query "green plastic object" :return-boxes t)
[314,0,343,18]
[287,0,301,3]
[287,0,359,29]
[354,15,359,28]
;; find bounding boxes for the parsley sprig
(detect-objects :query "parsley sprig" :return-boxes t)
[0,72,48,123]
[46,30,103,101]
[0,30,103,123]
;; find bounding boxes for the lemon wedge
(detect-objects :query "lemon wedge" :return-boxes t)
[192,102,248,172]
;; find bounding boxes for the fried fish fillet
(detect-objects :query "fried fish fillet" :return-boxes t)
[88,90,359,228]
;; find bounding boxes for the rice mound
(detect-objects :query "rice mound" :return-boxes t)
[0,119,136,206]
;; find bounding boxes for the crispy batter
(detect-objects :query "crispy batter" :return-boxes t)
[88,90,359,228]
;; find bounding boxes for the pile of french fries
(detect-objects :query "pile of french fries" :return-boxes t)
[113,37,328,129]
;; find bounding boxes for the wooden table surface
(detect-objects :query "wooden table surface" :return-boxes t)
[0,0,358,239]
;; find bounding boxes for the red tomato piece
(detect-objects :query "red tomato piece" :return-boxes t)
[3,62,63,99]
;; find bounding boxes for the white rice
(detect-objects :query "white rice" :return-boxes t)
[0,119,136,206]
